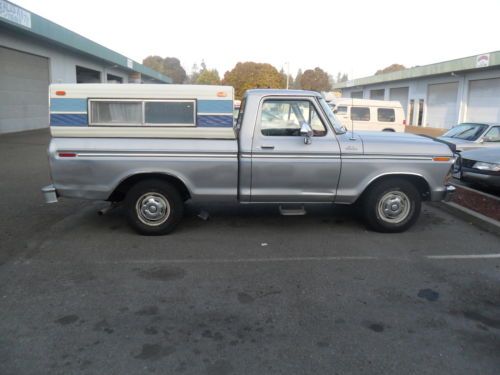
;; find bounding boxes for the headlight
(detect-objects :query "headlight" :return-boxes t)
[473,161,500,172]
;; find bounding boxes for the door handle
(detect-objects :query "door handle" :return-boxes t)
[260,145,275,150]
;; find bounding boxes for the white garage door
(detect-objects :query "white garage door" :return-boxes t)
[426,82,458,129]
[0,47,49,134]
[466,78,500,123]
[389,87,409,118]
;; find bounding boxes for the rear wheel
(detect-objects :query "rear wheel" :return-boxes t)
[125,179,183,235]
[362,178,421,233]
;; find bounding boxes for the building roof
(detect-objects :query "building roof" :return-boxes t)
[332,51,500,89]
[0,0,171,83]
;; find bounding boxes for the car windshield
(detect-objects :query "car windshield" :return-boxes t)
[442,123,488,141]
[318,97,346,133]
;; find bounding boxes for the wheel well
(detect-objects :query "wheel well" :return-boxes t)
[359,174,431,202]
[382,128,395,132]
[108,173,191,202]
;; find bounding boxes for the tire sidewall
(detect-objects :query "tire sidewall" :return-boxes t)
[125,180,183,235]
[364,179,421,233]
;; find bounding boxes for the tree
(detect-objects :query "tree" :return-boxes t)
[300,67,331,92]
[336,72,348,83]
[375,64,406,75]
[222,62,285,99]
[196,69,221,85]
[293,69,303,89]
[142,56,187,83]
[188,63,200,84]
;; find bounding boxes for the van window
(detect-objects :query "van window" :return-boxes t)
[336,106,347,114]
[377,108,395,122]
[261,99,326,136]
[145,101,195,125]
[351,107,370,121]
[91,101,142,124]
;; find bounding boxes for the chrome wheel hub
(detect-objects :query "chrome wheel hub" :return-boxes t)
[377,191,411,224]
[136,193,170,226]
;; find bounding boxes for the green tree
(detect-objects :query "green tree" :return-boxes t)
[336,72,348,83]
[196,69,221,85]
[300,67,331,92]
[142,56,187,83]
[375,64,405,75]
[223,62,285,99]
[293,69,303,89]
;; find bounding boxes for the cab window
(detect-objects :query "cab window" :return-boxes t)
[484,126,500,142]
[351,107,370,121]
[260,99,327,136]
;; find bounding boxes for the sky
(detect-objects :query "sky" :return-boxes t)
[12,0,500,80]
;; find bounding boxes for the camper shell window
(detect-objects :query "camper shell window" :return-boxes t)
[89,99,196,126]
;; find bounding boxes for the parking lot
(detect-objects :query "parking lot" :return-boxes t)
[0,129,499,375]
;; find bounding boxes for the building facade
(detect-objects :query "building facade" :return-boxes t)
[0,0,171,134]
[332,52,500,130]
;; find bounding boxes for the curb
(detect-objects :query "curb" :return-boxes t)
[431,201,500,237]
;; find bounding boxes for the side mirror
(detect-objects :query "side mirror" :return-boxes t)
[300,122,313,144]
[333,109,338,114]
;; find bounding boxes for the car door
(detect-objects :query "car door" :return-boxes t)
[250,97,341,202]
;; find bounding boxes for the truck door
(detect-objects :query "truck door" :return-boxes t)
[250,97,341,202]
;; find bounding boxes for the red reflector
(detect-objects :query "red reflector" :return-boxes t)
[55,90,66,96]
[403,119,407,125]
[59,152,76,158]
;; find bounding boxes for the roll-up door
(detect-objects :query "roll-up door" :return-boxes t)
[466,78,500,123]
[389,87,409,118]
[426,82,458,129]
[0,47,49,134]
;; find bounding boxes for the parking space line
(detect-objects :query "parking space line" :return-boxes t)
[426,254,500,259]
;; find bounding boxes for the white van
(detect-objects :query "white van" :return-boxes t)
[329,98,405,132]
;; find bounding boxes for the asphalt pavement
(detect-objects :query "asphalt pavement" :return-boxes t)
[0,129,499,375]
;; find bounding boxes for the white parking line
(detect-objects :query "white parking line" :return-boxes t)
[426,254,500,260]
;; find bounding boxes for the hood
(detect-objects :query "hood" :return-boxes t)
[460,148,500,164]
[437,137,480,151]
[356,131,453,156]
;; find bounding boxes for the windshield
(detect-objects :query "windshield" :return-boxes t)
[318,97,347,133]
[442,123,488,141]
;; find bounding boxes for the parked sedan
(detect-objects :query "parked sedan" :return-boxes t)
[457,148,500,188]
[438,122,500,151]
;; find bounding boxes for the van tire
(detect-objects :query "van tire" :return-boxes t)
[362,178,421,233]
[125,179,183,235]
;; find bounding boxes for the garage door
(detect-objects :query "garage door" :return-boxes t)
[426,82,458,129]
[466,78,500,123]
[389,87,409,118]
[0,47,49,134]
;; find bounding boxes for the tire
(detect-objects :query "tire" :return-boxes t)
[362,178,421,233]
[125,179,184,235]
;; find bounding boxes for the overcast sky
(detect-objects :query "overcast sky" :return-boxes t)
[12,0,500,80]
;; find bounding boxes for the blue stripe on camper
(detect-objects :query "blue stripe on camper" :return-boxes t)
[50,113,88,126]
[50,98,88,113]
[197,114,233,127]
[197,100,233,114]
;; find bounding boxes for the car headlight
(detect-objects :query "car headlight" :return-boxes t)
[473,161,500,172]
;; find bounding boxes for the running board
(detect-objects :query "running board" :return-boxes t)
[279,205,307,216]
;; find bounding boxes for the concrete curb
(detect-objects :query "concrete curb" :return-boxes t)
[431,201,500,237]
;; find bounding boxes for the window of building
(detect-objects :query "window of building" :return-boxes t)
[90,101,142,125]
[408,99,415,125]
[145,101,195,125]
[417,99,424,126]
[106,74,123,83]
[351,107,370,121]
[351,91,363,99]
[260,99,327,136]
[76,66,101,83]
[370,89,385,100]
[377,108,395,122]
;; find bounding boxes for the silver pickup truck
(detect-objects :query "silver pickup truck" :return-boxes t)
[43,84,455,235]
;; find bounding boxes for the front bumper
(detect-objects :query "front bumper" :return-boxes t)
[462,170,500,188]
[41,184,58,203]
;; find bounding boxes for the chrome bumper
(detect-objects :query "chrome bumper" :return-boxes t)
[42,184,58,203]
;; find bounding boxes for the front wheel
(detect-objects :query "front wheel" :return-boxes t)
[362,178,421,233]
[125,179,184,235]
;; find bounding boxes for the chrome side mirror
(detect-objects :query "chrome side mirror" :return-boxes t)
[300,122,313,144]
